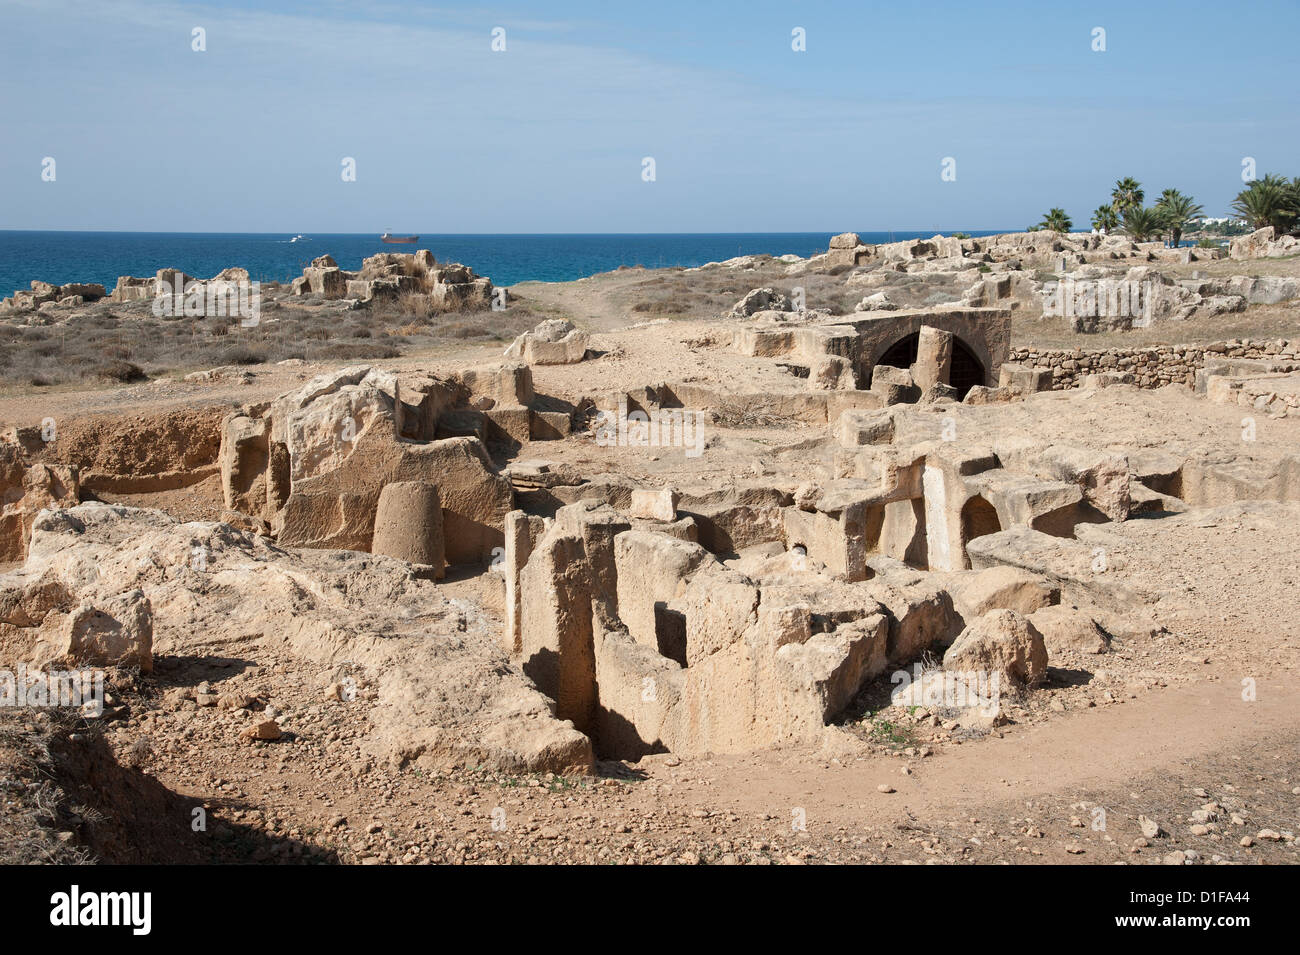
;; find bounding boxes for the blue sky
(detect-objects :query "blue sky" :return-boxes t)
[1,0,1296,233]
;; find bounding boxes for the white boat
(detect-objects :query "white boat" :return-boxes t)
[290,234,309,243]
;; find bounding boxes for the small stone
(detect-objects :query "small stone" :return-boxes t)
[1138,815,1163,839]
[877,784,896,794]
[242,719,281,741]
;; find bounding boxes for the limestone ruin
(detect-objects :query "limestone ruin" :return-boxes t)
[5,230,1298,774]
[4,226,1300,868]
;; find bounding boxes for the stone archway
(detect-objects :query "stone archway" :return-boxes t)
[876,332,919,370]
[949,338,986,399]
[873,331,987,399]
[960,495,1002,567]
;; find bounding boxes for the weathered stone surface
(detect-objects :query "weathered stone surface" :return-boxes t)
[629,486,680,522]
[730,288,791,317]
[943,609,1048,687]
[0,463,80,563]
[1029,604,1110,655]
[998,363,1051,392]
[869,364,921,404]
[371,481,445,576]
[7,503,591,773]
[1035,445,1131,522]
[37,588,154,672]
[504,320,589,365]
[913,325,954,391]
[947,566,1058,623]
[219,413,269,513]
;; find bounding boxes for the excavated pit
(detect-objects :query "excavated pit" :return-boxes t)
[5,285,1300,771]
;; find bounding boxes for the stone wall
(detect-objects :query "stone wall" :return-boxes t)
[1008,339,1300,390]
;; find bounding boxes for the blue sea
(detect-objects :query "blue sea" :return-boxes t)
[0,231,1010,299]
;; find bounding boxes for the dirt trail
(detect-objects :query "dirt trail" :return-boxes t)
[126,662,1296,865]
[684,675,1298,819]
[511,270,660,333]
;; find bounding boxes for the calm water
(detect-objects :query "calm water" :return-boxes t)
[0,231,1009,298]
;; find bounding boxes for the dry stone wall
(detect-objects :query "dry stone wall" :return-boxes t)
[1009,338,1300,390]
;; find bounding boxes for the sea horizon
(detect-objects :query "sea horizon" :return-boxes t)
[0,229,1013,297]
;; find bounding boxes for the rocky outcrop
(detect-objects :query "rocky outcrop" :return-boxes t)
[218,365,514,563]
[504,319,589,365]
[943,609,1048,688]
[0,280,106,313]
[35,589,154,673]
[2,503,592,774]
[729,288,792,317]
[292,250,493,310]
[1230,226,1300,260]
[0,462,80,562]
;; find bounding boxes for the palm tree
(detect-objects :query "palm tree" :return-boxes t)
[1111,177,1144,214]
[1091,205,1119,234]
[1121,206,1164,242]
[1038,208,1072,233]
[1232,175,1298,234]
[1153,189,1205,247]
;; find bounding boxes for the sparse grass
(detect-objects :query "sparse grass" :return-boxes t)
[865,714,919,749]
[0,709,97,864]
[0,291,539,389]
[631,299,691,315]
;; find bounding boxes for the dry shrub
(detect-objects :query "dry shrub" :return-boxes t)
[712,396,795,429]
[219,346,266,366]
[398,293,433,319]
[313,342,400,360]
[632,299,691,315]
[87,360,147,383]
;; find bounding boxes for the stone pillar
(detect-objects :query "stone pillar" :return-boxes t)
[913,325,954,391]
[504,510,543,655]
[371,481,445,578]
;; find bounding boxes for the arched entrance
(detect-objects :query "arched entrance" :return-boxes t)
[876,333,919,370]
[949,339,986,399]
[960,495,1002,568]
[874,332,987,399]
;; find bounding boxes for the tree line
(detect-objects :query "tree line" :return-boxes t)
[1029,174,1299,245]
